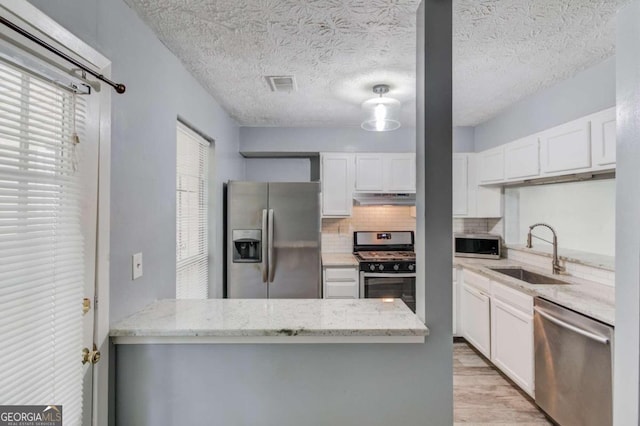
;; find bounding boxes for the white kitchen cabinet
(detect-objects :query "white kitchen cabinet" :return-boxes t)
[454,154,502,218]
[504,136,540,180]
[384,153,416,192]
[461,271,491,358]
[453,267,460,336]
[490,281,534,396]
[355,153,416,193]
[477,146,505,184]
[539,117,591,175]
[321,153,354,217]
[452,155,468,216]
[355,154,384,191]
[323,266,359,299]
[591,107,616,168]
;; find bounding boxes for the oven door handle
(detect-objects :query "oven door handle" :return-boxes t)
[362,273,416,278]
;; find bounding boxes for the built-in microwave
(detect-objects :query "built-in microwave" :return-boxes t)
[454,233,501,259]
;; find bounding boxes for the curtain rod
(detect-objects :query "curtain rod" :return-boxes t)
[0,15,126,94]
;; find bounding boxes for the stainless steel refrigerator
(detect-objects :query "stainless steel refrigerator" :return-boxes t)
[226,181,321,298]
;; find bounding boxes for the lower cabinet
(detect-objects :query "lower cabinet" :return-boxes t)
[490,281,534,397]
[453,268,459,336]
[323,266,359,299]
[460,282,491,359]
[458,268,535,397]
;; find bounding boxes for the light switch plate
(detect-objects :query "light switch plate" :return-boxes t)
[132,252,143,280]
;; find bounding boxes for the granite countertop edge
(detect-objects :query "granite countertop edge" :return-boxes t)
[454,257,615,326]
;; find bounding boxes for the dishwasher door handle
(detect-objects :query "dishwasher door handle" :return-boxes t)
[534,307,610,345]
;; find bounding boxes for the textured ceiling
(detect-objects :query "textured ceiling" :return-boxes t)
[125,0,623,128]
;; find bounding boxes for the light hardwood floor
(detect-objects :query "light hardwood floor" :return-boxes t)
[453,341,552,425]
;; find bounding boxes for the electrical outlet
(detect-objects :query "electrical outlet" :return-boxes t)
[132,252,143,280]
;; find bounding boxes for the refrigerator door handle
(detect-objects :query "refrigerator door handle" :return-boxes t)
[268,209,275,282]
[261,209,268,283]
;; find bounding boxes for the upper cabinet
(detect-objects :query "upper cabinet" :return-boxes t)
[477,146,505,184]
[591,107,616,168]
[321,153,354,217]
[355,154,384,191]
[453,153,502,218]
[355,153,415,193]
[504,136,539,180]
[539,117,591,175]
[476,107,616,186]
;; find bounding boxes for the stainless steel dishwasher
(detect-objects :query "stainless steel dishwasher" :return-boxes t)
[534,298,614,426]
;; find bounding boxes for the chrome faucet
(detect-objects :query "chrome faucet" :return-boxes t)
[526,223,565,275]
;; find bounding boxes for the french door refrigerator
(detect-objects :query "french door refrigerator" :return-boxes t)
[226,181,321,298]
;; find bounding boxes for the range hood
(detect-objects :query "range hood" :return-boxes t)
[352,192,416,206]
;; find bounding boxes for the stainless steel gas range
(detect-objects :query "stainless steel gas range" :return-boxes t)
[353,231,416,312]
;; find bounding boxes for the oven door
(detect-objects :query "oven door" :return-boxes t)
[360,272,416,313]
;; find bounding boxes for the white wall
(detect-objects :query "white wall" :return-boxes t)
[504,179,615,256]
[245,158,311,182]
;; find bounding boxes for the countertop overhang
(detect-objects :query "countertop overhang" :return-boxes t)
[110,299,429,344]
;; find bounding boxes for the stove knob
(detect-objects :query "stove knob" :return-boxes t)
[394,264,400,271]
[369,264,375,271]
[408,264,415,271]
[378,264,384,271]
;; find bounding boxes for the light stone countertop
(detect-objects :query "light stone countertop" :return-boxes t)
[321,253,358,267]
[505,244,615,272]
[454,257,615,326]
[110,299,429,344]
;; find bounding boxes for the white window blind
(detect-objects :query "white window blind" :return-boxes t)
[176,124,209,299]
[0,59,85,422]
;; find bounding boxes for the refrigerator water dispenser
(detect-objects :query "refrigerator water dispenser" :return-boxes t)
[232,229,261,263]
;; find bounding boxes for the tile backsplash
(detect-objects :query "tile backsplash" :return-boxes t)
[322,206,416,253]
[453,218,503,237]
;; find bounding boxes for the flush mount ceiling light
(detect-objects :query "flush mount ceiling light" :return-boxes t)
[361,84,401,132]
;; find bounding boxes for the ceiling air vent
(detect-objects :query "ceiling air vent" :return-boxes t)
[265,75,297,93]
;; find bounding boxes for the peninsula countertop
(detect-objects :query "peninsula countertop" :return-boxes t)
[110,298,429,344]
[454,257,615,326]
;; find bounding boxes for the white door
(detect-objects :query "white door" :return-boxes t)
[461,283,491,358]
[321,153,354,217]
[452,154,468,216]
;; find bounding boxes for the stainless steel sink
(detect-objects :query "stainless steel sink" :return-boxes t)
[489,267,570,285]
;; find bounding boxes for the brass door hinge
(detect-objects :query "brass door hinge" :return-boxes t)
[82,343,101,365]
[82,298,91,315]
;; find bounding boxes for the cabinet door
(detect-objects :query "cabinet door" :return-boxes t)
[505,136,539,180]
[540,118,591,174]
[321,153,354,217]
[384,154,416,192]
[452,154,468,216]
[453,268,460,336]
[477,146,505,184]
[355,154,384,191]
[461,283,491,358]
[591,107,616,167]
[323,267,359,298]
[491,298,534,396]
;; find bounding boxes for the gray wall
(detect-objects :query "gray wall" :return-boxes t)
[113,1,454,425]
[240,125,473,155]
[29,0,246,320]
[474,57,616,151]
[614,1,640,423]
[245,158,312,182]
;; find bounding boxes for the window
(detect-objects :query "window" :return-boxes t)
[176,123,209,299]
[0,59,86,420]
